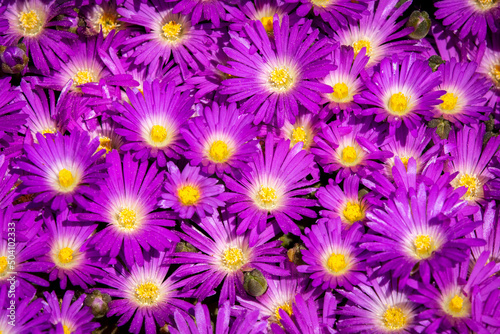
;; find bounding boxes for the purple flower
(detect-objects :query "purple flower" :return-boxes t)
[0,155,19,209]
[218,15,335,127]
[298,217,366,290]
[0,77,26,149]
[169,213,287,305]
[172,0,227,27]
[278,109,323,152]
[80,1,126,37]
[76,151,178,267]
[160,161,225,219]
[113,79,194,167]
[0,44,29,74]
[16,130,108,211]
[223,134,318,245]
[470,201,500,272]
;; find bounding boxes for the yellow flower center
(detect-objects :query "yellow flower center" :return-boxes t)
[275,302,293,321]
[177,185,200,206]
[311,0,331,7]
[291,126,307,146]
[209,140,230,162]
[98,136,112,154]
[73,70,95,87]
[135,282,160,305]
[341,146,357,164]
[261,16,274,33]
[352,39,372,57]
[414,234,434,259]
[150,125,167,143]
[439,92,458,112]
[257,186,278,210]
[400,156,410,170]
[18,10,43,36]
[389,92,411,115]
[118,207,137,229]
[269,67,293,91]
[327,253,348,274]
[383,307,407,330]
[58,247,74,264]
[449,295,463,313]
[458,173,479,200]
[343,201,364,224]
[97,11,119,36]
[332,82,349,101]
[476,0,496,9]
[40,128,56,136]
[221,247,245,271]
[58,169,75,189]
[491,64,500,86]
[162,21,182,41]
[63,324,71,334]
[0,256,8,274]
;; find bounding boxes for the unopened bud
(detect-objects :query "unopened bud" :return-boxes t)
[287,243,305,265]
[407,11,431,39]
[243,269,268,297]
[84,290,111,318]
[0,44,28,74]
[395,0,411,8]
[428,55,445,72]
[175,241,197,253]
[436,119,451,139]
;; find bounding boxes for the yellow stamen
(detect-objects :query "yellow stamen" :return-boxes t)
[257,186,278,210]
[261,16,274,33]
[118,207,137,229]
[327,253,347,274]
[269,67,293,91]
[332,82,349,101]
[476,0,496,9]
[352,39,372,57]
[40,128,55,136]
[0,256,8,273]
[58,247,74,264]
[439,92,458,112]
[491,64,500,86]
[291,126,307,145]
[177,185,200,206]
[73,70,95,87]
[383,307,407,330]
[341,146,357,164]
[342,202,364,224]
[58,169,75,189]
[458,174,479,200]
[209,140,229,162]
[275,302,293,321]
[135,282,160,305]
[97,11,119,36]
[63,324,71,334]
[221,247,245,270]
[414,234,434,258]
[400,156,409,170]
[18,10,43,36]
[389,92,410,115]
[162,21,182,41]
[449,295,463,313]
[150,125,167,143]
[311,0,331,7]
[98,136,112,154]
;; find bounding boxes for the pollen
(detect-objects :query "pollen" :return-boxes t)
[389,92,411,115]
[449,295,463,314]
[400,156,410,170]
[162,21,182,41]
[458,173,479,200]
[63,324,71,334]
[150,125,167,143]
[221,247,245,271]
[58,169,75,189]
[118,207,137,229]
[476,0,496,9]
[311,0,331,7]
[414,234,434,259]
[352,39,372,57]
[332,82,349,101]
[58,247,74,264]
[382,306,407,330]
[261,16,274,33]
[18,10,43,36]
[73,70,95,87]
[291,126,307,145]
[0,256,8,273]
[491,64,500,86]
[209,140,229,162]
[327,253,348,274]
[98,136,112,154]
[439,92,458,112]
[341,146,357,164]
[257,186,278,210]
[343,201,364,224]
[97,11,119,37]
[177,185,201,206]
[269,67,293,91]
[135,282,160,305]
[41,128,56,136]
[275,302,293,321]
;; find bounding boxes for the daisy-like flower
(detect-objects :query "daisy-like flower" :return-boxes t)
[170,213,287,305]
[98,250,194,334]
[113,79,194,167]
[43,290,99,334]
[0,77,26,149]
[41,209,105,290]
[321,46,369,116]
[445,123,500,205]
[218,15,336,127]
[160,161,225,219]
[16,130,107,211]
[435,0,500,41]
[337,273,419,333]
[362,159,485,288]
[279,109,323,152]
[298,217,366,291]
[334,0,424,69]
[356,55,444,135]
[433,58,492,125]
[316,175,369,227]
[473,33,500,116]
[222,134,318,245]
[77,151,178,266]
[80,0,125,37]
[470,201,500,271]
[84,117,124,157]
[181,102,259,177]
[311,115,392,182]
[118,0,218,76]
[0,0,76,74]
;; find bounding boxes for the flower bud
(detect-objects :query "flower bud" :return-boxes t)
[428,55,445,72]
[175,241,197,253]
[84,290,111,318]
[407,11,431,40]
[0,44,29,74]
[243,269,268,297]
[287,243,305,265]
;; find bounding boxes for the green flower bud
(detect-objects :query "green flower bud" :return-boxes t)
[175,241,197,253]
[287,243,305,265]
[243,269,268,297]
[428,55,445,72]
[84,290,111,318]
[407,11,431,39]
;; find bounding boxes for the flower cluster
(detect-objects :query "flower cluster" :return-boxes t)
[1,0,500,333]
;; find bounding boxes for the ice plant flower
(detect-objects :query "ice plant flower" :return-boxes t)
[223,134,318,245]
[81,1,125,37]
[218,15,336,127]
[113,79,194,166]
[446,124,500,205]
[473,34,500,115]
[98,250,194,334]
[160,161,225,219]
[0,0,76,74]
[170,213,287,305]
[77,151,178,266]
[433,58,492,125]
[0,77,27,149]
[43,290,100,334]
[181,102,259,177]
[279,109,323,151]
[16,130,108,211]
[356,55,444,135]
[85,118,124,156]
[298,217,366,290]
[172,0,227,27]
